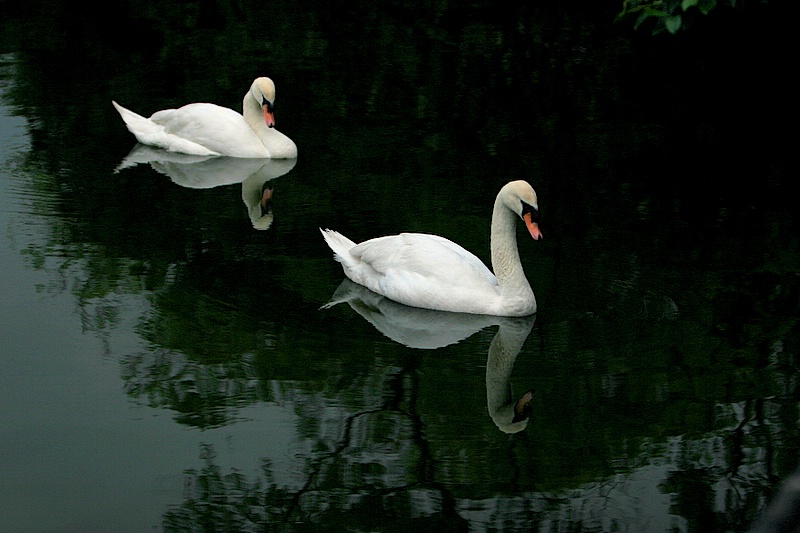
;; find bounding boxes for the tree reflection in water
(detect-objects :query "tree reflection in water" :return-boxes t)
[157,280,798,531]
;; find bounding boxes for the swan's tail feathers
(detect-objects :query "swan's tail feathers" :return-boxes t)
[112,101,163,138]
[320,228,357,264]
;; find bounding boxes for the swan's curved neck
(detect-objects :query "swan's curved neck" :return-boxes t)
[490,198,533,306]
[243,93,269,136]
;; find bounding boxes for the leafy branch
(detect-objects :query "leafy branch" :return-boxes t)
[617,0,719,34]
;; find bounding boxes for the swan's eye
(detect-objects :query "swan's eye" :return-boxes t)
[261,97,274,112]
[521,202,540,222]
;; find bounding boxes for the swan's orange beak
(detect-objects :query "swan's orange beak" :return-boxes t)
[260,188,273,216]
[261,187,273,209]
[512,389,535,423]
[523,212,542,240]
[262,104,275,128]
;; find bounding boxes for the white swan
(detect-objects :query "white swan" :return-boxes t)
[112,77,297,159]
[321,180,542,317]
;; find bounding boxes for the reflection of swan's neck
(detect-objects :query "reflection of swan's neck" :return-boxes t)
[241,176,273,230]
[491,198,534,312]
[486,318,535,433]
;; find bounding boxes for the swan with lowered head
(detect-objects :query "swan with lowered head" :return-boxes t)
[320,180,542,317]
[112,77,297,159]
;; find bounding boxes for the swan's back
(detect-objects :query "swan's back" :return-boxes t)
[352,233,496,287]
[150,104,242,134]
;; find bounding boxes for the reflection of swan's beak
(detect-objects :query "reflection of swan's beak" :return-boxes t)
[262,102,276,128]
[511,389,535,423]
[260,187,273,216]
[523,213,542,240]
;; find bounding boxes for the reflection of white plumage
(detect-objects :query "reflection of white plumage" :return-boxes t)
[321,180,542,316]
[323,279,535,432]
[112,77,297,158]
[115,145,296,230]
[323,278,506,349]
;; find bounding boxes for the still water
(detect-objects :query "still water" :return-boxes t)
[0,2,795,532]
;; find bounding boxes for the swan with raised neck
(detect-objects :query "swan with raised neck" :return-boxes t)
[320,180,542,317]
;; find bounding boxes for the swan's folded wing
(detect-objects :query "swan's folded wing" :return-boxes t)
[148,104,266,156]
[151,104,242,138]
[352,233,497,288]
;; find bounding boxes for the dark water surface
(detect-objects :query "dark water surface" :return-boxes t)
[0,2,795,531]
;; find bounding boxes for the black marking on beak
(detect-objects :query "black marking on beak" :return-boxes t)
[521,201,540,223]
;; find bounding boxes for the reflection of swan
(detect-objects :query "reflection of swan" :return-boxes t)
[116,145,297,230]
[323,279,511,349]
[750,466,800,532]
[485,315,535,433]
[112,77,297,158]
[321,180,542,317]
[323,279,535,432]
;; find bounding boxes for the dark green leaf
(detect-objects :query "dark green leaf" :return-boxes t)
[698,0,717,15]
[666,14,683,33]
